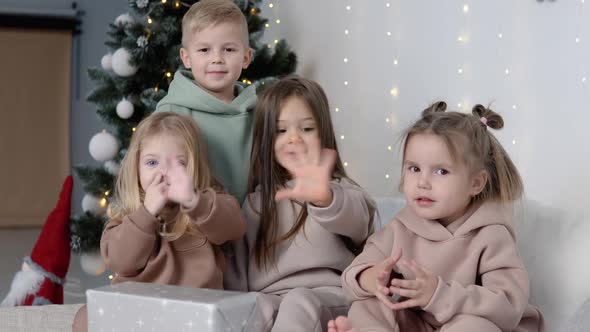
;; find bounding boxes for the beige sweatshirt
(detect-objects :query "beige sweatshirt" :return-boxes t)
[342,201,544,331]
[101,189,246,290]
[226,179,376,295]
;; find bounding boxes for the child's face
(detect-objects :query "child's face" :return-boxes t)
[138,134,188,193]
[180,22,252,103]
[274,96,321,175]
[402,133,486,226]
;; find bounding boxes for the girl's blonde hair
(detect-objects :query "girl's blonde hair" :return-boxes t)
[248,76,371,270]
[401,101,523,204]
[108,112,216,240]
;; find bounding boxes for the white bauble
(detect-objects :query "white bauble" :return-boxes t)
[80,251,106,276]
[114,13,134,26]
[81,194,107,216]
[116,98,134,119]
[104,160,120,175]
[111,48,138,77]
[89,131,119,162]
[100,53,112,71]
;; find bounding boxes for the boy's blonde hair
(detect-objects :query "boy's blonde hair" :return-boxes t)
[108,112,216,241]
[401,101,523,205]
[182,0,249,48]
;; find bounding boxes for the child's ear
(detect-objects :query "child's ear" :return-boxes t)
[180,47,191,69]
[470,170,488,196]
[242,47,253,69]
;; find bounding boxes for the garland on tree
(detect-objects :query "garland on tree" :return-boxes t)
[70,0,297,262]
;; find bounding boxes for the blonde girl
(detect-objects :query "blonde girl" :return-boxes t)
[73,112,245,331]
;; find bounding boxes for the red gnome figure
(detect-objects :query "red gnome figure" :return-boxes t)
[1,176,73,307]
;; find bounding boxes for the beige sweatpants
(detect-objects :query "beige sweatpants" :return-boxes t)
[348,297,502,332]
[256,286,350,332]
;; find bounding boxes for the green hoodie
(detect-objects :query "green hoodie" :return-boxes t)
[155,70,258,203]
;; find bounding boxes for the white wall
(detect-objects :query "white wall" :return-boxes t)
[261,0,590,329]
[261,0,590,207]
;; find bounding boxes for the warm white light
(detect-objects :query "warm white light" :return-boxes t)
[340,135,345,140]
[147,17,153,24]
[390,87,399,97]
[267,44,272,48]
[386,3,390,7]
[343,58,348,63]
[346,5,351,10]
[393,59,398,65]
[344,81,349,86]
[132,127,136,132]
[344,29,349,35]
[457,36,463,42]
[387,145,392,151]
[458,103,462,108]
[505,68,510,75]
[335,107,340,112]
[512,105,517,110]
[344,162,348,167]
[463,4,469,13]
[385,174,390,179]
[265,23,270,28]
[387,31,392,36]
[274,39,279,44]
[275,19,281,24]
[108,274,113,280]
[458,68,463,74]
[386,118,390,122]
[268,3,274,8]
[512,139,516,145]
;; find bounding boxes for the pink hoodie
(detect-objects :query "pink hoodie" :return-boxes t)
[342,200,544,331]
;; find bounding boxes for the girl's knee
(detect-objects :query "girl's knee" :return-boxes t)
[72,304,88,332]
[442,314,501,332]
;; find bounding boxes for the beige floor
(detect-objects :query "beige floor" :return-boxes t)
[0,228,109,304]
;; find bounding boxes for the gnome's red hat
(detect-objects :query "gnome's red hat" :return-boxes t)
[1,176,73,307]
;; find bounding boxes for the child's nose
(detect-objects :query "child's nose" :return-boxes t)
[418,174,431,189]
[287,131,302,143]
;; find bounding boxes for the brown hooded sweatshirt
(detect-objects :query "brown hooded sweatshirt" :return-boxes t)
[101,188,246,290]
[342,200,545,331]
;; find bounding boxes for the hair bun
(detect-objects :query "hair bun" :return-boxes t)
[421,101,447,117]
[471,104,504,130]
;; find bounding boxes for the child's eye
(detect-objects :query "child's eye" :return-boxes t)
[435,169,449,175]
[197,48,209,53]
[408,166,419,173]
[277,128,287,134]
[224,48,236,52]
[302,127,315,132]
[146,160,158,167]
[178,160,187,167]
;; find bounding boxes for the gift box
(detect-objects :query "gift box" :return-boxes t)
[87,281,264,332]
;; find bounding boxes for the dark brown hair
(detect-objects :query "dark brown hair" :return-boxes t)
[401,101,523,204]
[248,76,361,269]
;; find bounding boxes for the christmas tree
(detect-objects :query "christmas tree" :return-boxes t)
[70,0,297,262]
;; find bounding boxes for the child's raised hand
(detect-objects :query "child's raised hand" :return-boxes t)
[166,159,198,209]
[143,172,169,216]
[388,259,438,310]
[358,247,403,310]
[275,147,336,207]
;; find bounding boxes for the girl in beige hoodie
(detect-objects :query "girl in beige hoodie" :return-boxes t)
[225,77,376,331]
[73,112,246,331]
[328,102,545,332]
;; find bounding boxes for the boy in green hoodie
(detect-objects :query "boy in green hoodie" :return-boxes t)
[156,0,256,203]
